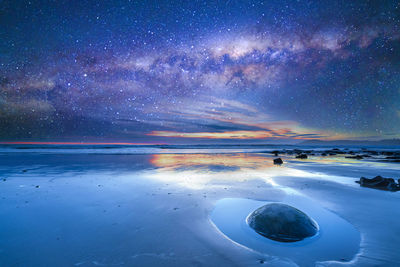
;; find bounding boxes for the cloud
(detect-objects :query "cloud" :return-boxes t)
[147,130,327,140]
[142,96,332,140]
[0,99,55,118]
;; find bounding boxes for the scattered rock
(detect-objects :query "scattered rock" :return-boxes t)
[35,185,40,188]
[271,150,280,156]
[273,158,283,165]
[345,155,363,160]
[323,149,345,155]
[295,154,308,159]
[356,176,399,191]
[293,149,303,154]
[247,203,318,242]
[386,156,400,160]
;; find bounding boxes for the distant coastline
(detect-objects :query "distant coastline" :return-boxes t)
[300,139,400,146]
[1,139,400,147]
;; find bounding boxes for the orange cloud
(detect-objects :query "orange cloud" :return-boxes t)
[147,130,321,140]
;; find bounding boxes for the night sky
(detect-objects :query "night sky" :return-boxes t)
[1,0,400,143]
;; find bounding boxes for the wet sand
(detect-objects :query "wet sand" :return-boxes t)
[0,149,399,266]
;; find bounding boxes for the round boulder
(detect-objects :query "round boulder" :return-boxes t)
[247,203,318,242]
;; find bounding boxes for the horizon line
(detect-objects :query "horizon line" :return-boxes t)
[0,142,166,145]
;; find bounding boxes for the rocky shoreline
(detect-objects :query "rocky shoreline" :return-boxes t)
[266,148,400,163]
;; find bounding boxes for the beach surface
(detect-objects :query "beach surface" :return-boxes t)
[0,145,399,266]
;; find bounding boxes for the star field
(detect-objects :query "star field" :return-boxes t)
[1,0,400,143]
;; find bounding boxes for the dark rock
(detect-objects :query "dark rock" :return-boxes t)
[355,176,399,191]
[295,154,308,159]
[386,156,400,160]
[271,150,280,156]
[247,203,318,242]
[326,149,345,154]
[273,158,283,165]
[321,153,327,156]
[345,155,363,160]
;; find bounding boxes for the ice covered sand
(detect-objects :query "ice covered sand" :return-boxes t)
[0,145,400,266]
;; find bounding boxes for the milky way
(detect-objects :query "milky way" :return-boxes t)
[1,0,400,143]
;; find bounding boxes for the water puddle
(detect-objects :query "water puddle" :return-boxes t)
[210,197,360,266]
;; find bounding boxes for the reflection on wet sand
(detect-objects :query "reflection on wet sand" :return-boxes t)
[150,153,275,169]
[147,153,317,189]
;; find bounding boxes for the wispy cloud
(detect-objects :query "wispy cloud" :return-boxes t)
[144,96,331,140]
[147,130,327,140]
